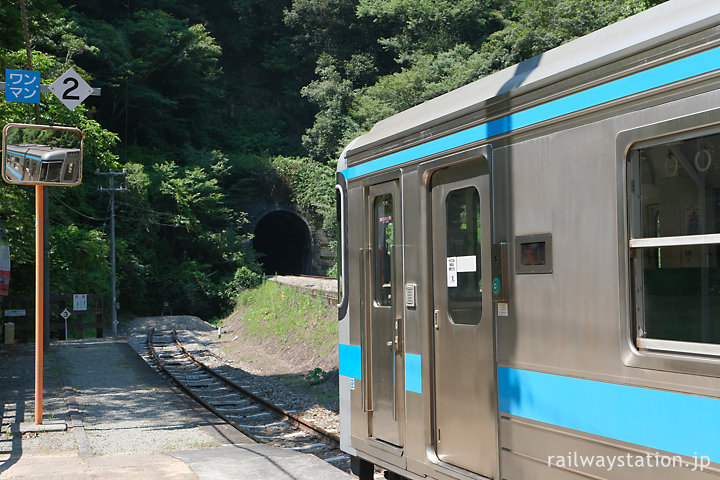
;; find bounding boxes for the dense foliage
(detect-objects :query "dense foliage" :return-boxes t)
[0,0,664,320]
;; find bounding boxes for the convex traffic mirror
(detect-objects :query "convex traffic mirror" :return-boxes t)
[2,123,83,186]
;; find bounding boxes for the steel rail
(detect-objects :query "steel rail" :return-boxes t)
[146,328,340,448]
[146,328,264,443]
[169,329,340,445]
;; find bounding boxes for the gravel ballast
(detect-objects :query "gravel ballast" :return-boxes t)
[126,315,340,435]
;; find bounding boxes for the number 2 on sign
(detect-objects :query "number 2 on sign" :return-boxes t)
[63,77,80,100]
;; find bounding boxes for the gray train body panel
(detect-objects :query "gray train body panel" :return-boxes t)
[5,143,81,184]
[337,1,720,479]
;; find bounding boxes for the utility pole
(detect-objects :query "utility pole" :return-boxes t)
[97,170,126,337]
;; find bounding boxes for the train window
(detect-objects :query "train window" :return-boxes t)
[629,130,720,352]
[446,187,482,325]
[373,194,394,306]
[64,162,74,181]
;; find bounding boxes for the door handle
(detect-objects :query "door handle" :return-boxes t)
[434,310,440,330]
[394,317,402,352]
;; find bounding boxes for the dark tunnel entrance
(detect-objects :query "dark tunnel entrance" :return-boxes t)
[253,210,312,275]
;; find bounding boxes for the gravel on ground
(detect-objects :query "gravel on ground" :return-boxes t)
[125,314,340,435]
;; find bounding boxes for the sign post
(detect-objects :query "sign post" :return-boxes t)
[60,309,71,345]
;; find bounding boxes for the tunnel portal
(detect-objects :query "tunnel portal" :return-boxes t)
[253,210,312,275]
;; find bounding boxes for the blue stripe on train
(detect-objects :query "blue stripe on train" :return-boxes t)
[339,345,720,460]
[405,353,422,393]
[342,45,720,180]
[339,343,362,380]
[498,366,720,461]
[338,344,423,394]
[7,149,43,161]
[5,165,22,180]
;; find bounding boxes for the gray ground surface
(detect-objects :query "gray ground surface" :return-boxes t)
[0,327,352,479]
[0,337,247,462]
[54,338,236,454]
[0,344,72,457]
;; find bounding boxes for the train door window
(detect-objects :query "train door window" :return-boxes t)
[374,194,394,306]
[446,186,482,325]
[63,162,75,182]
[628,130,720,353]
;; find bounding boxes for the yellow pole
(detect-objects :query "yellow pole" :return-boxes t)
[35,184,43,425]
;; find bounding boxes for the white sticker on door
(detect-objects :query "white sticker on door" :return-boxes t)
[447,257,457,287]
[456,255,476,272]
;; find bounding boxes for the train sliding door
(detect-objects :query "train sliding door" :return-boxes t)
[430,158,497,477]
[365,181,404,447]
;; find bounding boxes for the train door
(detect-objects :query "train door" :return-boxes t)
[365,181,404,447]
[430,158,498,477]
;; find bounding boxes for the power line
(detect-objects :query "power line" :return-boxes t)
[48,191,109,222]
[112,213,178,228]
[114,199,177,218]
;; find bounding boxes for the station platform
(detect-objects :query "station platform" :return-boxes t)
[0,338,352,479]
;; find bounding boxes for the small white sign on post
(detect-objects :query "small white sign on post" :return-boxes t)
[60,308,71,344]
[48,67,93,111]
[73,294,87,311]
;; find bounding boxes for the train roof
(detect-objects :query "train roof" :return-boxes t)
[346,0,720,160]
[6,143,80,161]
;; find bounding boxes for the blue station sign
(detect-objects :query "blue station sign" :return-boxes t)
[4,69,41,104]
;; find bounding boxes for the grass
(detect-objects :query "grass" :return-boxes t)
[233,281,337,355]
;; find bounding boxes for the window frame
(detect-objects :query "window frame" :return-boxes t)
[515,233,553,274]
[444,184,483,326]
[619,109,720,376]
[372,192,395,307]
[335,182,348,314]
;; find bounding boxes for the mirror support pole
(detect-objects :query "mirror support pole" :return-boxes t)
[34,185,44,425]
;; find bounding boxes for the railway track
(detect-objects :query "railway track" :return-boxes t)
[146,328,350,472]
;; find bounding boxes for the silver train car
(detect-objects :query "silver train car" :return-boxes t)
[4,143,81,184]
[336,1,720,479]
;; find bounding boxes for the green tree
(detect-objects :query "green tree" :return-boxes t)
[50,225,110,295]
[300,54,363,163]
[476,0,666,71]
[141,156,258,317]
[1,1,119,300]
[78,10,222,150]
[271,155,336,232]
[356,0,503,62]
[301,0,666,162]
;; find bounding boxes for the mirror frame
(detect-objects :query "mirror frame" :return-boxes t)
[2,123,84,186]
